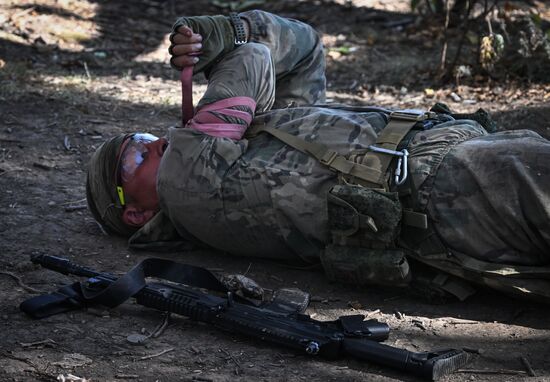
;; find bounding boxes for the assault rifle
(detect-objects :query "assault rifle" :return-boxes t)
[21,255,470,380]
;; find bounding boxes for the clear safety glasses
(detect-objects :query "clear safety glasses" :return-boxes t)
[114,133,158,206]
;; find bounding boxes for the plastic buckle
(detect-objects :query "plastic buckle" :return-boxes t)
[320,151,338,166]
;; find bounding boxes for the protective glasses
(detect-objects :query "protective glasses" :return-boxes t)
[114,133,158,206]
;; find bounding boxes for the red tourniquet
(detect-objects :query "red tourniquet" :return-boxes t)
[180,66,256,140]
[180,66,195,125]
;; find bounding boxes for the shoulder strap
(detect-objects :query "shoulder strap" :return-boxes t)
[258,110,435,190]
[261,126,384,187]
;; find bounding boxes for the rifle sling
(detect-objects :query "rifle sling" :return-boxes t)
[20,258,229,319]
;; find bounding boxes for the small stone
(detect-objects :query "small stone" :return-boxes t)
[450,92,462,102]
[126,333,148,345]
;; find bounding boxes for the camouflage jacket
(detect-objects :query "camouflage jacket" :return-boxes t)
[129,107,485,260]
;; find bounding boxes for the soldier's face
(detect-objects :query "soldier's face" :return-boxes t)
[118,133,168,212]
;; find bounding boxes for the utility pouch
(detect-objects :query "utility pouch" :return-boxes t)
[320,245,411,286]
[323,184,410,285]
[327,184,402,247]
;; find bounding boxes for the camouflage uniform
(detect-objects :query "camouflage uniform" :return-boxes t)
[130,10,550,300]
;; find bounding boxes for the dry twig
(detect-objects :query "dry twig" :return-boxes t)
[458,369,527,375]
[114,374,139,379]
[20,339,57,348]
[220,348,242,375]
[139,347,174,360]
[151,312,171,338]
[520,356,537,377]
[64,204,88,212]
[0,270,45,293]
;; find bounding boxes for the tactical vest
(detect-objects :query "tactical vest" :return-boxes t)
[254,105,550,304]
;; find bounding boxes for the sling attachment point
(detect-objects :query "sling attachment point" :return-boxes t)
[368,145,409,186]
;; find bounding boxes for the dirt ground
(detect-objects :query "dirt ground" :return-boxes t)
[1,0,550,381]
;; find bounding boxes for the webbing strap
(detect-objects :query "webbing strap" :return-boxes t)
[262,127,383,186]
[181,64,256,139]
[361,117,423,187]
[181,66,195,125]
[20,258,229,319]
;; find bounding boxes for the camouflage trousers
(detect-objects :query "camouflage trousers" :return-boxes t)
[427,129,550,265]
[402,121,550,269]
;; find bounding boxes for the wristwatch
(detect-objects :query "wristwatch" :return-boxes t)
[229,12,247,46]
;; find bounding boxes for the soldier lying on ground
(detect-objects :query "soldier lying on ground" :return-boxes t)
[86,10,550,303]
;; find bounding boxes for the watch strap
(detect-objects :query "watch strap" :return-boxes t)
[229,12,247,45]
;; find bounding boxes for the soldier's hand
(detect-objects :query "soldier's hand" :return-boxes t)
[170,15,237,73]
[169,25,203,69]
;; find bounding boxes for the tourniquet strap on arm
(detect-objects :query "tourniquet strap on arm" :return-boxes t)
[180,65,256,139]
[187,97,257,139]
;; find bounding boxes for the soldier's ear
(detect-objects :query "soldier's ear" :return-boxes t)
[122,205,154,227]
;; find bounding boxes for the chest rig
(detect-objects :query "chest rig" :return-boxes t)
[258,109,433,287]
